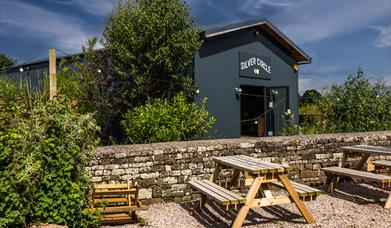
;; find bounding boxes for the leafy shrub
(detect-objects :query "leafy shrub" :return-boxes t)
[0,95,101,227]
[0,76,18,103]
[121,93,215,143]
[299,69,391,134]
[282,109,299,136]
[321,70,391,133]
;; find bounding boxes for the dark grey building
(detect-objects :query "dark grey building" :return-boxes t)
[195,19,310,138]
[3,19,310,139]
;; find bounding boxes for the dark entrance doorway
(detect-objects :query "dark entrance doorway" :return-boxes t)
[240,85,266,137]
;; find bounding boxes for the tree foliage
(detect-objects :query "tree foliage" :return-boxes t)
[300,89,321,106]
[299,69,391,134]
[0,53,15,70]
[321,69,391,132]
[102,0,202,107]
[121,93,215,144]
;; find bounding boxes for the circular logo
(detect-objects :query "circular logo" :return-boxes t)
[254,68,260,75]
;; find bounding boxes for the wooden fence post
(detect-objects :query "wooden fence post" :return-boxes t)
[49,48,57,99]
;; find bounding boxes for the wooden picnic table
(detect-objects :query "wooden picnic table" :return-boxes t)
[340,145,391,171]
[322,145,391,208]
[190,155,318,227]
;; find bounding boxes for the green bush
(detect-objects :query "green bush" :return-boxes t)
[282,109,299,136]
[321,70,391,133]
[0,96,101,227]
[0,76,18,103]
[299,69,391,134]
[121,93,215,144]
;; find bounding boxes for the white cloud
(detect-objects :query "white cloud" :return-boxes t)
[0,1,100,53]
[71,0,119,17]
[298,65,348,94]
[299,77,335,95]
[240,0,292,14]
[385,76,391,85]
[237,0,391,44]
[372,26,391,48]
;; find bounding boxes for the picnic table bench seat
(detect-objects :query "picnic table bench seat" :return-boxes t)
[189,179,246,210]
[372,160,391,169]
[271,181,322,201]
[91,182,147,225]
[322,166,391,188]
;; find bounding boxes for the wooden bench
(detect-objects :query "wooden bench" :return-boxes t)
[271,181,322,201]
[322,166,391,190]
[91,182,147,225]
[188,180,246,210]
[189,179,321,210]
[372,160,391,169]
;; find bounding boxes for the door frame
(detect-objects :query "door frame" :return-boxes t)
[266,86,290,136]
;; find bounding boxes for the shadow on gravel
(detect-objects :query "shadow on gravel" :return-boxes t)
[180,200,306,227]
[321,181,389,206]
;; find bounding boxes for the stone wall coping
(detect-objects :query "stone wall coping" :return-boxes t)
[96,131,391,155]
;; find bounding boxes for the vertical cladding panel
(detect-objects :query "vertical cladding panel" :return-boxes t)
[195,29,299,138]
[194,49,240,138]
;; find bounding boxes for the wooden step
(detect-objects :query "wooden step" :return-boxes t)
[94,197,128,205]
[100,213,134,225]
[189,180,246,205]
[94,183,129,189]
[272,181,322,201]
[322,166,391,183]
[372,160,391,168]
[94,189,137,196]
[97,205,148,214]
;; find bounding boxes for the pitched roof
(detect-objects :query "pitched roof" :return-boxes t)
[3,19,311,72]
[203,19,311,64]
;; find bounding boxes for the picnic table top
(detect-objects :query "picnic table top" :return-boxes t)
[212,155,290,174]
[341,145,391,156]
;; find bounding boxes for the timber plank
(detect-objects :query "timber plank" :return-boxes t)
[94,189,137,195]
[272,181,322,198]
[213,156,260,173]
[213,155,288,174]
[342,145,391,156]
[98,205,147,214]
[322,166,391,182]
[189,180,246,205]
[372,160,391,168]
[230,156,277,171]
[94,197,128,204]
[234,155,287,172]
[94,183,128,189]
[189,181,231,205]
[200,180,246,203]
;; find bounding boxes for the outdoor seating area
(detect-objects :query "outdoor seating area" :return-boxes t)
[93,144,391,227]
[189,155,320,227]
[322,145,391,208]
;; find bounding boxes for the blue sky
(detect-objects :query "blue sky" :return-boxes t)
[0,0,390,93]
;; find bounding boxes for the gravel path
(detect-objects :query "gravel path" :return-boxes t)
[102,182,391,228]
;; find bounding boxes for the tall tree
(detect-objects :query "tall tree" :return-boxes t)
[0,53,15,69]
[102,0,202,107]
[300,89,321,106]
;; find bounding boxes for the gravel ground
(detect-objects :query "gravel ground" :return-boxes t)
[102,182,391,228]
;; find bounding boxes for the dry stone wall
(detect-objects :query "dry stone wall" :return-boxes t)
[89,131,391,204]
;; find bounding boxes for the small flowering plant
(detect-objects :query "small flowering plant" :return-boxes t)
[282,109,299,135]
